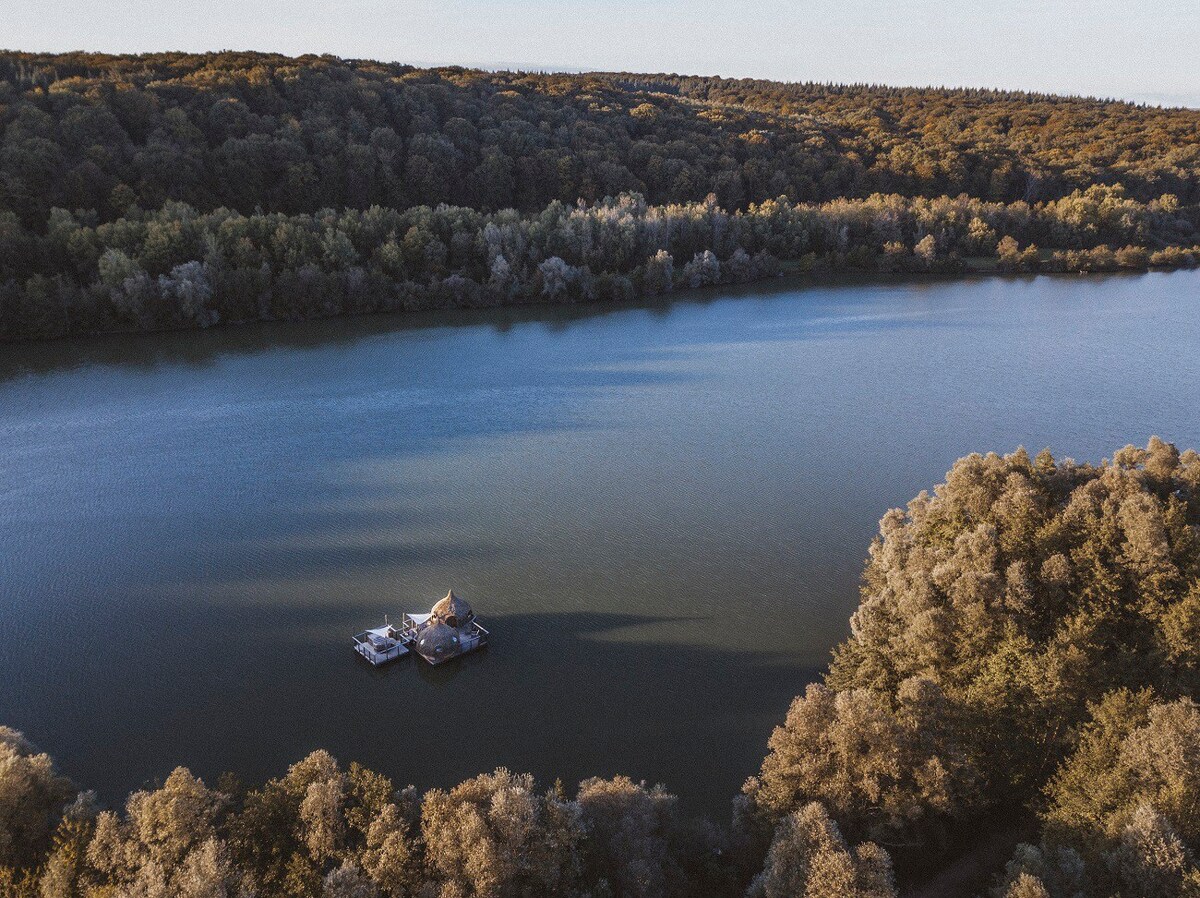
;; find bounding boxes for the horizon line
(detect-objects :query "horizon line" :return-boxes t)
[3,45,1197,111]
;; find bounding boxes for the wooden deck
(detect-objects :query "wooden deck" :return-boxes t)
[352,625,411,666]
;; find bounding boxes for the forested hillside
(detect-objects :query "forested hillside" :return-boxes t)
[5,439,1200,898]
[4,52,1199,220]
[1,51,1199,340]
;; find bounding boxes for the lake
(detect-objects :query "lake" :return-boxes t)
[2,272,1199,818]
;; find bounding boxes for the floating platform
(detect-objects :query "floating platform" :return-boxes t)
[353,590,489,667]
[352,621,410,666]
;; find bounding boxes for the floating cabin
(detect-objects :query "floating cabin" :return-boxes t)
[402,590,489,665]
[353,591,489,667]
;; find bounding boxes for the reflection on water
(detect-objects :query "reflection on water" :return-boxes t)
[1,272,1199,817]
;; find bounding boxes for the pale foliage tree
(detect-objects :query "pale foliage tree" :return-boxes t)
[1109,804,1200,898]
[124,768,227,869]
[746,802,895,898]
[97,248,142,291]
[1000,694,1200,897]
[158,261,217,326]
[38,846,79,898]
[990,842,1085,898]
[301,778,347,866]
[822,441,1200,842]
[488,254,515,297]
[0,727,74,870]
[576,775,679,898]
[745,679,979,845]
[173,837,250,898]
[966,216,998,253]
[360,802,417,897]
[1044,696,1200,850]
[85,767,255,896]
[420,769,582,898]
[323,860,380,898]
[1000,872,1052,898]
[913,234,938,266]
[681,250,720,288]
[641,249,674,294]
[538,256,585,300]
[322,228,360,270]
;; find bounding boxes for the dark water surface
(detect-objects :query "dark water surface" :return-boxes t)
[2,272,1199,817]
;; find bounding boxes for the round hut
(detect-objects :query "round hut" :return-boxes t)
[416,620,461,660]
[430,589,474,628]
[408,589,487,665]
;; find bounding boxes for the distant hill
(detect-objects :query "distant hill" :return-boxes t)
[2,50,1198,227]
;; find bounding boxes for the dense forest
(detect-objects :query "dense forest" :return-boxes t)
[5,438,1200,897]
[1,51,1199,341]
[3,52,1199,220]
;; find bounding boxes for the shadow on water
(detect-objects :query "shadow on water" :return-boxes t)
[18,605,818,820]
[0,271,1005,382]
[0,291,702,378]
[203,537,497,582]
[412,645,490,686]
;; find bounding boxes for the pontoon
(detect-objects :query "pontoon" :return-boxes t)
[352,620,410,665]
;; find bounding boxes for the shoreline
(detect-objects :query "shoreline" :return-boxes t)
[4,263,1193,348]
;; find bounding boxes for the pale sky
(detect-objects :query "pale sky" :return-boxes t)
[7,0,1200,107]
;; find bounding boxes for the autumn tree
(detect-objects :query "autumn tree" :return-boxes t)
[0,728,74,872]
[420,769,583,898]
[575,776,683,898]
[747,802,895,898]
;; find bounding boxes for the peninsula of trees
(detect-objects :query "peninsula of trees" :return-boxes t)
[1,52,1199,340]
[6,438,1200,897]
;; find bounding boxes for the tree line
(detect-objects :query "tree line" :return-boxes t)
[2,51,1200,342]
[5,439,1200,897]
[3,185,1198,341]
[3,52,1198,230]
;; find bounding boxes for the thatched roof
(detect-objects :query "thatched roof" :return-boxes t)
[430,589,473,627]
[416,620,461,660]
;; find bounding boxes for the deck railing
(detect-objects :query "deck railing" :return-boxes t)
[388,616,491,660]
[353,634,409,664]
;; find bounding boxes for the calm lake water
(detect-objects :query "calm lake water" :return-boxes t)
[2,272,1199,817]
